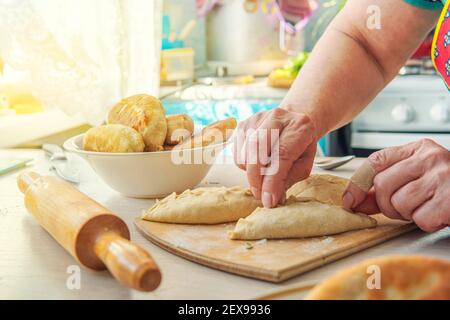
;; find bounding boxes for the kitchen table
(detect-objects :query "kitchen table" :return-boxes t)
[1,149,449,300]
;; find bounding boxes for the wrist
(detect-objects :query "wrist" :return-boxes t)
[279,104,325,139]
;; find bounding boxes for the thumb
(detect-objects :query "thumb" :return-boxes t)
[352,188,380,214]
[343,142,418,211]
[343,160,377,211]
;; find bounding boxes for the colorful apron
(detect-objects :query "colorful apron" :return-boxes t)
[432,0,450,88]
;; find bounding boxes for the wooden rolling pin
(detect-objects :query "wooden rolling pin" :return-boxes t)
[17,171,161,292]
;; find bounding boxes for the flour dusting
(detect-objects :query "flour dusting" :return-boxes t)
[256,239,268,246]
[301,237,335,254]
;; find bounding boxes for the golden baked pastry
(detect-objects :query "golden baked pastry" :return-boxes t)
[306,255,450,300]
[163,144,175,151]
[287,174,349,206]
[142,186,262,225]
[83,124,145,153]
[176,118,237,150]
[108,94,167,152]
[165,114,194,145]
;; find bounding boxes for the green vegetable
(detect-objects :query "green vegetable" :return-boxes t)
[273,51,310,78]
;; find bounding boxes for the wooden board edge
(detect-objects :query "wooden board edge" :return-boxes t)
[134,219,281,282]
[276,223,418,281]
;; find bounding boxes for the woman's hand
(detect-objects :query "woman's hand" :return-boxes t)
[234,108,317,208]
[344,139,450,232]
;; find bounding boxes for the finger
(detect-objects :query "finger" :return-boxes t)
[238,123,259,170]
[261,158,292,208]
[372,158,422,220]
[246,118,284,198]
[233,112,268,171]
[412,198,447,233]
[233,121,248,171]
[246,131,264,199]
[343,160,377,210]
[352,188,381,215]
[285,142,316,190]
[344,141,420,210]
[367,141,419,173]
[261,121,315,208]
[343,182,370,211]
[256,111,285,159]
[391,176,434,221]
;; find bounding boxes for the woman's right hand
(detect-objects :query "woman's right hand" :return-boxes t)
[233,108,318,208]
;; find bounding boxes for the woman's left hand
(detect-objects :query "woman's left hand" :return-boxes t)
[343,139,450,232]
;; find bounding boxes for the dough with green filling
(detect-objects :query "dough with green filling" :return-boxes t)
[142,186,262,225]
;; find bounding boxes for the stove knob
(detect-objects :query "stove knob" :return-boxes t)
[391,103,415,123]
[430,102,450,123]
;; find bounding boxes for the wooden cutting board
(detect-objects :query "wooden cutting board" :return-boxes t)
[135,215,416,283]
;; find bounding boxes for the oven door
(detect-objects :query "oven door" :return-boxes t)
[352,132,450,157]
[350,75,450,157]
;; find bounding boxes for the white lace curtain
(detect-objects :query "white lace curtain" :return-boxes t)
[0,0,162,125]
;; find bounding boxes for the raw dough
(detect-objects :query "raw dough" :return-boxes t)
[229,197,377,240]
[142,186,262,225]
[287,174,349,206]
[108,94,167,152]
[306,255,450,300]
[83,124,145,153]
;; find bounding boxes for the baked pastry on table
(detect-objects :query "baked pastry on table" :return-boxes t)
[83,124,145,153]
[108,94,167,152]
[306,256,450,300]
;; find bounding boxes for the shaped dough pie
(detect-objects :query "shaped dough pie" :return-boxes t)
[229,197,377,240]
[306,255,450,300]
[142,186,262,225]
[83,124,145,153]
[287,174,349,206]
[108,94,167,152]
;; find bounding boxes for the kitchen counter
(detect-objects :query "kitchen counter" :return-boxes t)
[1,149,449,300]
[160,78,288,101]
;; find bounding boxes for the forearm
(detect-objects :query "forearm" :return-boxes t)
[281,24,389,138]
[280,0,439,138]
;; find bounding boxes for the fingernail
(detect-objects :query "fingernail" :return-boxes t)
[251,187,261,200]
[343,192,354,209]
[262,192,273,208]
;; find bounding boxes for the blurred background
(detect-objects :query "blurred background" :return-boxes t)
[1,0,449,156]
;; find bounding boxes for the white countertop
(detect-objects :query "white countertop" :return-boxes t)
[1,149,449,300]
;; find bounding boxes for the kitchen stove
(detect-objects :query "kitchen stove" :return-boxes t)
[352,73,450,155]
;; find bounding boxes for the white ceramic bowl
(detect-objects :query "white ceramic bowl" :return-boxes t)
[64,134,227,198]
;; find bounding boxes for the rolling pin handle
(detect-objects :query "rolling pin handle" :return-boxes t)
[17,172,42,194]
[94,232,162,292]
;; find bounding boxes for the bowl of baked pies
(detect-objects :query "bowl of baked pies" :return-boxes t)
[64,94,237,198]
